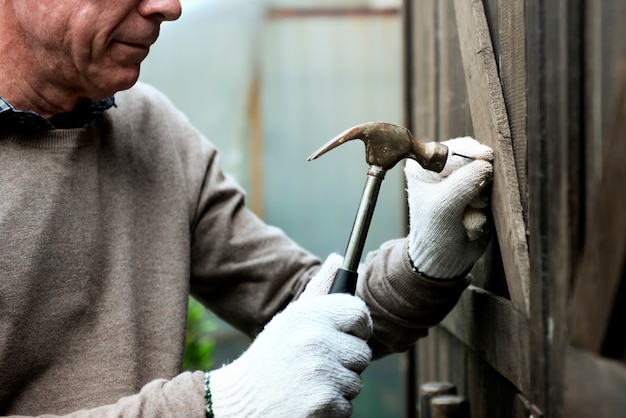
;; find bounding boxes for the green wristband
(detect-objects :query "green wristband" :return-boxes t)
[204,372,214,418]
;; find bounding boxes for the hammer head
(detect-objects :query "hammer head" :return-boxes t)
[307,122,448,172]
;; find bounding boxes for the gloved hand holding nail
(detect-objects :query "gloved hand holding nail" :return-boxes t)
[405,136,494,279]
[308,123,494,291]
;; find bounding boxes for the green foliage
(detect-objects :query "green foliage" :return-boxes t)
[182,296,217,372]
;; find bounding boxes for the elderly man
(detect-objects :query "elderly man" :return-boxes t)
[0,0,493,416]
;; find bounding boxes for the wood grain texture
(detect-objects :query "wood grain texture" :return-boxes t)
[411,0,438,142]
[453,0,531,316]
[498,0,528,223]
[438,0,473,140]
[441,285,530,393]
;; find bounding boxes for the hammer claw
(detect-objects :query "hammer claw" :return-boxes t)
[307,122,448,172]
[307,122,451,294]
[306,125,366,162]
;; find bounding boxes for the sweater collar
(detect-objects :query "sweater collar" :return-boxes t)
[0,96,115,130]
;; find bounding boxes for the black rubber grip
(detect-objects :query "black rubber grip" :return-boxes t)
[329,268,358,295]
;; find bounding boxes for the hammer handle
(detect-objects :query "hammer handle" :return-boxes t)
[330,166,385,295]
[329,268,359,295]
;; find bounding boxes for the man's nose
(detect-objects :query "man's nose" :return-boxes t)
[138,0,182,22]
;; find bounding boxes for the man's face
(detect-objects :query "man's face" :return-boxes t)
[11,0,181,100]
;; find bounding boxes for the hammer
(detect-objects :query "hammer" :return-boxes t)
[307,122,449,295]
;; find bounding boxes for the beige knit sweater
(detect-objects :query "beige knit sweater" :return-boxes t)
[0,82,469,417]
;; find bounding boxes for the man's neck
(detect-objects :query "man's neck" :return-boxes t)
[0,28,81,118]
[0,72,83,119]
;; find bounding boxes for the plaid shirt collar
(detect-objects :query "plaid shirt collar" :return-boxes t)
[0,96,115,130]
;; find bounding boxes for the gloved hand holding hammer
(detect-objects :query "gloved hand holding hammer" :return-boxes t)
[208,254,371,418]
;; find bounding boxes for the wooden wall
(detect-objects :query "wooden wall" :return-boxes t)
[403,0,626,417]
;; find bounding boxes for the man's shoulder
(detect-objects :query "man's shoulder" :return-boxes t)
[115,81,172,110]
[107,81,190,130]
[103,82,212,162]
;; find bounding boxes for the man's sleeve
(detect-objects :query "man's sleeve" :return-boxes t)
[357,238,470,358]
[7,372,207,418]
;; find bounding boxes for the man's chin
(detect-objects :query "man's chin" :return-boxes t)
[88,70,140,99]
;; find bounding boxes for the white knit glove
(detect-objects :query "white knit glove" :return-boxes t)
[406,137,494,279]
[207,254,373,418]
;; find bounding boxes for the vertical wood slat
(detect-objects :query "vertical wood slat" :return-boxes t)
[481,0,500,60]
[438,0,473,140]
[465,342,486,418]
[570,66,626,353]
[525,0,547,410]
[416,332,436,390]
[402,3,417,416]
[498,0,529,223]
[544,2,585,416]
[411,0,438,142]
[584,0,626,215]
[453,0,531,316]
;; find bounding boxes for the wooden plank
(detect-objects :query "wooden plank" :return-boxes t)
[440,285,530,393]
[438,325,451,389]
[525,1,585,414]
[438,0,472,140]
[465,339,487,418]
[563,347,626,418]
[542,2,584,416]
[405,347,418,418]
[453,0,530,316]
[481,0,500,59]
[585,0,626,214]
[525,0,548,410]
[402,0,415,134]
[402,4,417,416]
[417,329,437,385]
[411,0,438,142]
[570,65,626,353]
[498,0,528,222]
[446,328,468,401]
